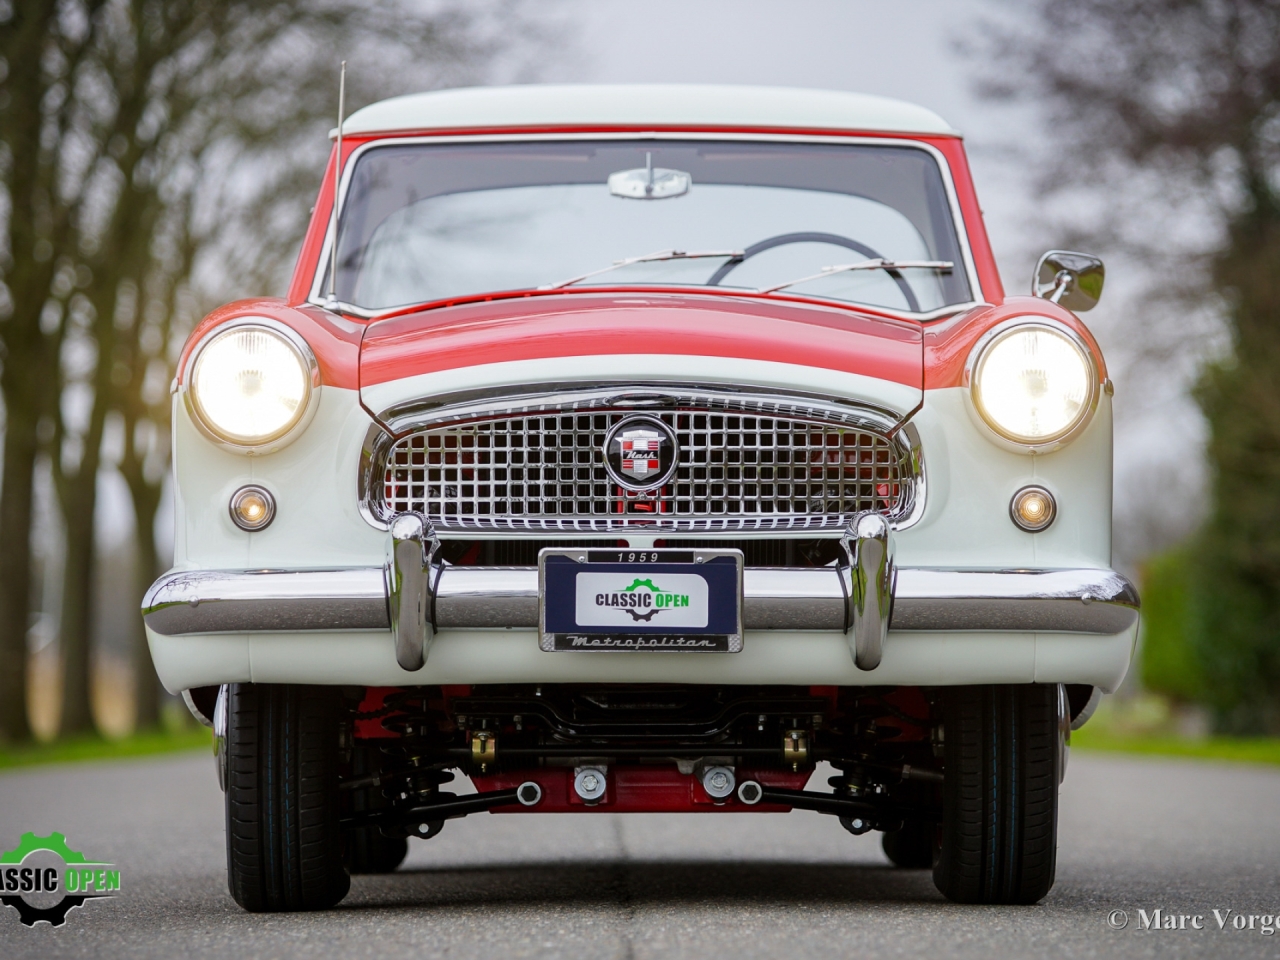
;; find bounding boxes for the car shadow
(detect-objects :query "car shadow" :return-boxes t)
[342,859,942,912]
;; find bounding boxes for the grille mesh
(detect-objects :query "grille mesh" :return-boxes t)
[380,409,910,532]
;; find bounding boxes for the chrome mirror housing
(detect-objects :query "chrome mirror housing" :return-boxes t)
[608,152,691,200]
[1032,250,1105,312]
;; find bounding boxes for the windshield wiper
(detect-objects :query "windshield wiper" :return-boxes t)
[539,249,744,290]
[758,259,954,295]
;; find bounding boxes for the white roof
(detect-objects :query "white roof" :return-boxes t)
[340,84,957,138]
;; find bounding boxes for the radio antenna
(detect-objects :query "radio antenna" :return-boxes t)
[326,60,347,307]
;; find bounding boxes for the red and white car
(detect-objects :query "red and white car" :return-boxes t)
[144,85,1137,910]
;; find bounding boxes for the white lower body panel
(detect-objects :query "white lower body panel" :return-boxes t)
[148,622,1136,694]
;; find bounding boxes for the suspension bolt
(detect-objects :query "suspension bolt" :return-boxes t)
[517,781,543,806]
[574,766,608,803]
[701,766,736,800]
[783,729,809,771]
[471,731,497,772]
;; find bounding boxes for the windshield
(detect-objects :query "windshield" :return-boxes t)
[324,139,972,314]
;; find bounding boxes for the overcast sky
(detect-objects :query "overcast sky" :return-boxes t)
[556,0,1036,277]
[551,0,1207,566]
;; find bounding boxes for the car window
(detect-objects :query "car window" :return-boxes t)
[326,140,972,313]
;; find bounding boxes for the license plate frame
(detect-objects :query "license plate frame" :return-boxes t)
[538,547,744,652]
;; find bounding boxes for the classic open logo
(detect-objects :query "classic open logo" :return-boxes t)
[0,832,119,927]
[575,572,709,627]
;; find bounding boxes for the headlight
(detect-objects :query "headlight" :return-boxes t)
[187,321,317,450]
[969,321,1098,448]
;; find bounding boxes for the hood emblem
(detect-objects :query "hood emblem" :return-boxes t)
[603,416,679,491]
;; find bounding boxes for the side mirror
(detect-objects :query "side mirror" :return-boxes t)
[1032,250,1105,312]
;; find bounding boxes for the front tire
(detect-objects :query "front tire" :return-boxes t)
[345,828,408,875]
[343,743,408,874]
[882,821,935,869]
[225,684,351,912]
[933,684,1060,904]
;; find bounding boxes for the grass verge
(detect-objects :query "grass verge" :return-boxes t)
[0,727,211,772]
[1072,726,1280,766]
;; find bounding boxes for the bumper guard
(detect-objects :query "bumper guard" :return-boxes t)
[143,513,1139,673]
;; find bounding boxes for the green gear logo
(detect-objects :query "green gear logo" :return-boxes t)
[622,578,664,593]
[0,831,118,927]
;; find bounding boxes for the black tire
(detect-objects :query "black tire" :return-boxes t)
[225,684,351,912]
[933,684,1060,904]
[345,828,408,875]
[882,821,935,869]
[343,743,408,874]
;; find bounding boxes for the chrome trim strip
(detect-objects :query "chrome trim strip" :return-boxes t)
[373,382,904,437]
[357,384,926,535]
[890,567,1140,633]
[141,568,389,635]
[306,131,986,313]
[143,566,1138,637]
[743,568,848,629]
[435,566,541,628]
[326,293,987,324]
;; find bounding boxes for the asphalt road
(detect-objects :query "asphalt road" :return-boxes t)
[1,749,1279,960]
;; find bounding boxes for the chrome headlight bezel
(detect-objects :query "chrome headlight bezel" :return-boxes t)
[183,318,321,455]
[964,318,1101,454]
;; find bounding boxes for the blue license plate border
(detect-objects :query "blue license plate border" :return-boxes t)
[538,547,744,653]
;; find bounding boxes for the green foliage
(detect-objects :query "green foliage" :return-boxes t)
[0,727,211,772]
[1139,548,1202,703]
[1072,693,1280,765]
[1071,725,1280,767]
[1189,209,1280,736]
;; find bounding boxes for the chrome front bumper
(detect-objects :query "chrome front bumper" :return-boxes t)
[143,563,1139,640]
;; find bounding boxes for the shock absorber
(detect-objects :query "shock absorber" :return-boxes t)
[830,760,876,835]
[378,697,456,831]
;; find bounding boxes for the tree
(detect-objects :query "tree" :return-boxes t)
[974,0,1280,731]
[0,0,107,742]
[0,0,546,739]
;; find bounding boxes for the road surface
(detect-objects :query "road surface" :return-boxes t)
[2,749,1279,958]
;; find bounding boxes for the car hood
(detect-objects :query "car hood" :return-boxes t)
[357,292,923,421]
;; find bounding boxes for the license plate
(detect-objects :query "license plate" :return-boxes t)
[539,548,743,652]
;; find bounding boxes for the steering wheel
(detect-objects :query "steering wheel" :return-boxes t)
[705,231,921,313]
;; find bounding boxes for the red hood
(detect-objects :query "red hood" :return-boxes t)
[359,292,923,405]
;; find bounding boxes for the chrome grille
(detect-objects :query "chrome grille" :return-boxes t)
[376,403,916,533]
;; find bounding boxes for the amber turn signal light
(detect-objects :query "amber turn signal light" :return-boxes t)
[1010,485,1056,532]
[229,485,276,531]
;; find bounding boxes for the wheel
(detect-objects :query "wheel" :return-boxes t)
[225,684,351,912]
[343,742,408,874]
[933,684,1060,904]
[882,821,935,869]
[344,828,408,875]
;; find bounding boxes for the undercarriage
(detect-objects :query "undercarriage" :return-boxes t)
[200,680,1082,911]
[339,683,943,831]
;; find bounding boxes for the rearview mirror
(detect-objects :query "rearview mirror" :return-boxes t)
[1032,250,1105,312]
[608,152,691,200]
